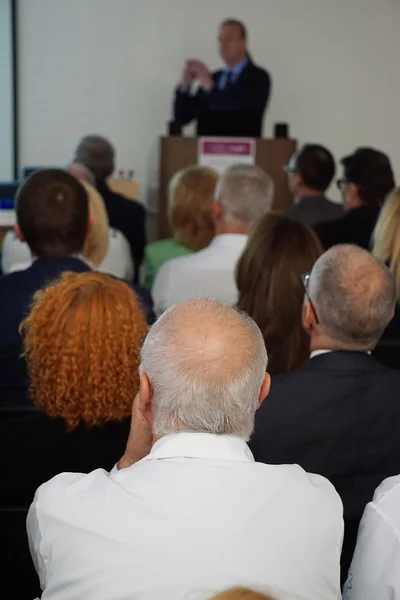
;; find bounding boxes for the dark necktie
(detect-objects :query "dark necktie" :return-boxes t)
[225,70,234,91]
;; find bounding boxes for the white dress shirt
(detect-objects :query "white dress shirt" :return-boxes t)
[28,433,343,600]
[344,475,400,600]
[1,229,31,273]
[152,234,248,314]
[99,228,134,281]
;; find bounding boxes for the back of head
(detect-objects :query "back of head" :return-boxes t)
[74,135,115,181]
[211,589,275,600]
[372,188,400,302]
[236,214,323,374]
[295,144,335,192]
[81,181,109,267]
[341,147,395,207]
[140,298,267,441]
[16,169,89,259]
[310,244,396,348]
[21,272,149,430]
[168,166,218,251]
[216,164,274,228]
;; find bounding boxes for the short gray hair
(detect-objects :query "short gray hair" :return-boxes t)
[309,244,396,347]
[74,135,115,180]
[140,298,267,440]
[67,162,95,186]
[216,164,274,225]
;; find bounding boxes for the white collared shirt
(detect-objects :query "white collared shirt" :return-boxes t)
[28,433,343,600]
[152,234,248,314]
[344,475,400,600]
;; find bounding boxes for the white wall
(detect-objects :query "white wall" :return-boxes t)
[17,0,400,203]
[0,0,14,180]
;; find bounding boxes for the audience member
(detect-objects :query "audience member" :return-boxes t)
[67,161,135,280]
[152,165,274,313]
[0,169,91,404]
[314,148,395,249]
[0,271,148,507]
[249,244,400,582]
[75,134,146,282]
[236,214,322,375]
[28,299,343,600]
[285,144,343,226]
[144,165,218,289]
[344,475,400,600]
[372,188,400,340]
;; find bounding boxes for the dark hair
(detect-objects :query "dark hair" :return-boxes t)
[16,169,89,259]
[221,19,247,39]
[236,214,323,375]
[74,135,115,180]
[294,144,335,192]
[341,147,395,207]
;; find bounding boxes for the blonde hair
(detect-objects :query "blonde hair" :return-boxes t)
[211,589,275,600]
[168,166,218,251]
[81,181,109,267]
[372,188,400,302]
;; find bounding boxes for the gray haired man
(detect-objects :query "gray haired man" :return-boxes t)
[28,298,343,600]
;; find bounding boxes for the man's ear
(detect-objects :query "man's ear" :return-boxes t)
[258,373,271,408]
[302,299,316,335]
[138,372,153,425]
[15,224,25,243]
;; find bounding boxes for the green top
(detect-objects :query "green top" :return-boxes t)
[144,238,193,290]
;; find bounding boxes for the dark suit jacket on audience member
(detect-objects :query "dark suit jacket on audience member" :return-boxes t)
[249,351,400,582]
[314,205,380,250]
[0,407,130,507]
[286,195,344,227]
[0,257,154,407]
[174,60,271,126]
[96,179,146,283]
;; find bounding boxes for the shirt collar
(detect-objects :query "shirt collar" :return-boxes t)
[310,349,371,359]
[223,57,249,79]
[145,433,254,463]
[209,233,248,249]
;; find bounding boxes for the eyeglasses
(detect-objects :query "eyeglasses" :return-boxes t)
[301,273,319,324]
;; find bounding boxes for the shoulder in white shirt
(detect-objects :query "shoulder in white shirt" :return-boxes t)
[99,228,133,281]
[344,474,400,600]
[152,234,248,315]
[27,433,343,600]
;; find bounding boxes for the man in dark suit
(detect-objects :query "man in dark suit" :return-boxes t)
[75,135,146,282]
[249,244,400,583]
[314,147,395,250]
[285,144,343,226]
[174,19,270,130]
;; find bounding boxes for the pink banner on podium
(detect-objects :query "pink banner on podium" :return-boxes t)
[198,137,255,174]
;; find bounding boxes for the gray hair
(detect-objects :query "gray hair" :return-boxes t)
[309,244,396,347]
[140,298,267,440]
[74,135,115,180]
[67,162,95,186]
[215,164,274,225]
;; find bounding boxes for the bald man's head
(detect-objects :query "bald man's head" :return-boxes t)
[308,245,396,348]
[74,135,115,181]
[140,298,268,440]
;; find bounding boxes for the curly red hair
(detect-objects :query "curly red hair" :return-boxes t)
[21,271,148,430]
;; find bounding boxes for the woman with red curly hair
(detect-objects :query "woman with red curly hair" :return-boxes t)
[1,271,148,508]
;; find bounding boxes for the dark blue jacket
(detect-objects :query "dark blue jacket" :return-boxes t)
[0,257,154,406]
[174,60,271,126]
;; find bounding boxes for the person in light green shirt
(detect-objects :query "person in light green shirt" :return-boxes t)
[144,166,218,289]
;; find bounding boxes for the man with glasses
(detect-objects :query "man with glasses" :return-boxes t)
[249,244,400,584]
[285,144,343,226]
[315,147,395,250]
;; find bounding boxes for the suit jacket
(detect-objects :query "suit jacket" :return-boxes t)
[96,180,146,283]
[314,205,380,250]
[0,407,130,508]
[286,195,344,227]
[0,257,154,407]
[249,351,400,581]
[174,60,271,126]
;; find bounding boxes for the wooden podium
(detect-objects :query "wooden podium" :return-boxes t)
[158,136,297,239]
